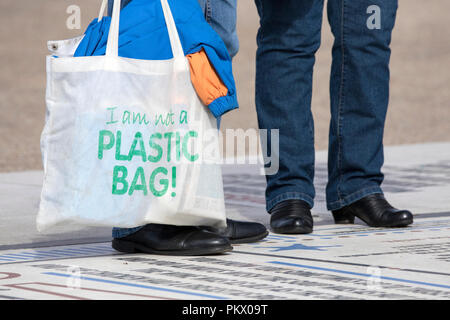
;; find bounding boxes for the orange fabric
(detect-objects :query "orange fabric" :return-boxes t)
[187,49,228,106]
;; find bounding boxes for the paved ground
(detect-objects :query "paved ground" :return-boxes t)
[0,0,449,172]
[0,0,449,301]
[0,143,449,299]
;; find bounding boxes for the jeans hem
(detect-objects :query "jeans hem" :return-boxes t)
[112,226,144,239]
[266,192,314,213]
[327,186,383,211]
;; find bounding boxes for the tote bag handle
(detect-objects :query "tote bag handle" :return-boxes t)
[98,0,186,61]
[97,0,108,22]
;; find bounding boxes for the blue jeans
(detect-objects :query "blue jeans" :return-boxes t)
[254,0,397,212]
[111,0,239,239]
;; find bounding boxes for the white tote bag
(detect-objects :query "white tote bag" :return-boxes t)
[37,0,227,232]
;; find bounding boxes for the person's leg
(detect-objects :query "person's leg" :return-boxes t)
[112,0,264,242]
[197,0,238,129]
[326,0,397,211]
[112,226,142,239]
[198,0,239,59]
[254,0,324,212]
[197,0,268,242]
[326,0,412,227]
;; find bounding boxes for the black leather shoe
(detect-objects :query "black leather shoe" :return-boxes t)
[112,224,233,256]
[332,193,413,228]
[269,200,313,234]
[203,219,269,244]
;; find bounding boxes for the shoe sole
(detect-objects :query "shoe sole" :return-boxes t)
[369,217,414,228]
[112,239,233,256]
[337,207,414,228]
[229,231,269,244]
[270,226,313,235]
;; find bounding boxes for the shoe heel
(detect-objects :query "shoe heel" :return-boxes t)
[112,239,138,253]
[332,210,355,224]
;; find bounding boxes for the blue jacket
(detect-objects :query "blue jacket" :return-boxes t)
[74,0,238,118]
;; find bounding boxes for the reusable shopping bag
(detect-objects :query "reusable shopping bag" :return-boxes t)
[37,0,227,231]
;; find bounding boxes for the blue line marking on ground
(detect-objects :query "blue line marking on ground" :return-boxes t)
[37,250,85,257]
[0,254,30,260]
[269,261,450,290]
[303,223,450,238]
[16,252,60,258]
[0,253,35,259]
[43,272,229,300]
[0,257,16,262]
[267,234,297,239]
[29,251,69,257]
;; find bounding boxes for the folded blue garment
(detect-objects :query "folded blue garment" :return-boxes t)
[73,0,238,118]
